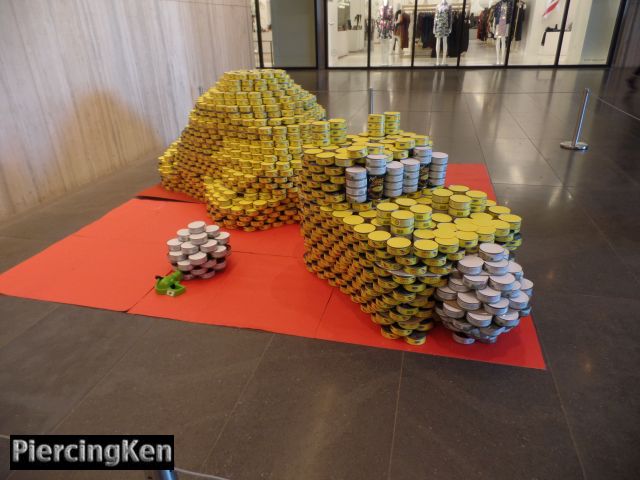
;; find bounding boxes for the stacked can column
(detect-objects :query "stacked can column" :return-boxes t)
[429,152,448,187]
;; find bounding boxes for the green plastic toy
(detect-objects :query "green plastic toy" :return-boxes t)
[155,271,186,297]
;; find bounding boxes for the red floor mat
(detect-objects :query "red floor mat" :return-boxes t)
[75,199,305,258]
[0,236,168,311]
[130,252,334,337]
[315,290,544,369]
[136,184,201,203]
[0,164,545,368]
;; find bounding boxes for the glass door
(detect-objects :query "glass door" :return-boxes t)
[254,0,317,68]
[328,0,369,66]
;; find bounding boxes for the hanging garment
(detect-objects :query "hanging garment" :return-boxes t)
[496,5,509,37]
[514,2,526,41]
[419,12,435,48]
[493,0,514,29]
[377,5,394,39]
[434,5,453,38]
[398,12,411,49]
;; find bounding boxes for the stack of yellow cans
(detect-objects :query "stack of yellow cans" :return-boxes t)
[157,69,326,231]
[367,114,385,137]
[298,111,526,345]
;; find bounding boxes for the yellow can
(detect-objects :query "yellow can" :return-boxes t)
[447,250,466,261]
[377,202,399,217]
[392,273,416,285]
[395,198,417,210]
[354,223,376,240]
[368,230,392,249]
[432,212,453,224]
[409,204,432,221]
[456,230,479,248]
[488,205,511,217]
[498,213,522,231]
[413,239,438,258]
[476,225,496,242]
[491,219,511,236]
[387,236,412,256]
[403,264,427,276]
[390,210,415,227]
[413,229,436,241]
[432,188,453,203]
[436,236,459,253]
[449,194,472,210]
[390,225,414,236]
[448,185,470,194]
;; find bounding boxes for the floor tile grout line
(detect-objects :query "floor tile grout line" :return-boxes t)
[386,352,405,480]
[46,318,156,436]
[567,188,640,289]
[198,333,275,472]
[0,301,60,351]
[541,348,589,480]
[312,288,336,337]
[510,107,565,186]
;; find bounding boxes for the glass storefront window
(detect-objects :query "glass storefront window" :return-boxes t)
[328,0,369,66]
[558,0,621,65]
[252,0,623,68]
[505,0,561,65]
[370,1,414,66]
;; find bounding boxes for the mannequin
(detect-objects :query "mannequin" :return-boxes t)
[377,0,395,58]
[434,0,452,66]
[493,0,514,64]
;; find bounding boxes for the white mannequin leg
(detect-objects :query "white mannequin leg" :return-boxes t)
[435,37,441,65]
[442,38,448,65]
[495,37,501,65]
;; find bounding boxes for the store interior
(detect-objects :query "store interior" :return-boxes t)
[327,0,621,67]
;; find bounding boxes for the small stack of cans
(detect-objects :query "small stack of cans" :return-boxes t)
[384,161,403,198]
[429,152,448,187]
[434,243,533,344]
[157,69,326,231]
[166,221,231,280]
[401,158,420,194]
[385,111,401,135]
[413,144,432,189]
[367,114,385,137]
[329,118,347,144]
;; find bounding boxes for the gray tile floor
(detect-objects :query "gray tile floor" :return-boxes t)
[1,68,640,480]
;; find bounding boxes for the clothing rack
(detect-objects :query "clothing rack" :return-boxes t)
[402,3,465,12]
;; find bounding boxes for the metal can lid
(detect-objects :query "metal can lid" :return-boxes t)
[414,239,438,252]
[377,202,399,212]
[448,184,470,193]
[432,213,453,223]
[489,205,511,215]
[368,230,392,242]
[354,223,376,235]
[343,215,365,226]
[387,237,412,249]
[409,204,432,215]
[435,236,458,247]
[458,256,484,270]
[391,210,414,221]
[413,229,436,240]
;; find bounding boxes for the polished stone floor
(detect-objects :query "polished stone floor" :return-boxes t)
[1,69,639,480]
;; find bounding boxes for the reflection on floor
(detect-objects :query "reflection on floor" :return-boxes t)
[1,68,640,480]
